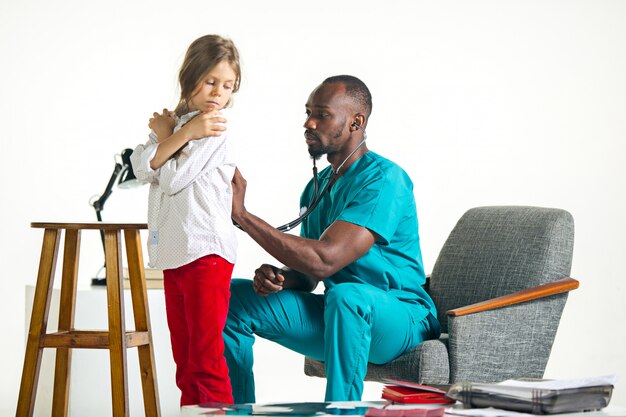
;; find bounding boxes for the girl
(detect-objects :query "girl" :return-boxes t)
[131,34,241,406]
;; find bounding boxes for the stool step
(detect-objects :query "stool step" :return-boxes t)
[41,330,150,349]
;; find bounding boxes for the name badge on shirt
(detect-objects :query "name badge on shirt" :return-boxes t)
[149,230,159,245]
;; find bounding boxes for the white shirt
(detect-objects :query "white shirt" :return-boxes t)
[131,109,237,270]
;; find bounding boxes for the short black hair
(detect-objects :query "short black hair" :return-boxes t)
[322,75,372,117]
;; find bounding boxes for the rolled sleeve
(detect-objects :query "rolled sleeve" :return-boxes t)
[130,134,159,183]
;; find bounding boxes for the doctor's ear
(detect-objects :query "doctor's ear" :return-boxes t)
[350,114,366,132]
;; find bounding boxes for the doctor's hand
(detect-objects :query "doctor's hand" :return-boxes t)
[253,264,285,296]
[231,168,247,224]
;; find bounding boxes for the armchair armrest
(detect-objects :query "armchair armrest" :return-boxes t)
[447,277,579,317]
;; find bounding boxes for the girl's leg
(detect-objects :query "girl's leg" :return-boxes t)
[163,268,194,405]
[180,255,234,405]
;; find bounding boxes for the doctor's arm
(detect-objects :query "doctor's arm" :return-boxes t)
[231,168,376,294]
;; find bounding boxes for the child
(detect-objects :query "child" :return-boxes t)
[131,34,241,406]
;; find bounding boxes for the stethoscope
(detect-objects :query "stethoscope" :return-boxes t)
[235,127,367,233]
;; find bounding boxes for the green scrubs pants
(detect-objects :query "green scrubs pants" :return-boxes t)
[223,279,436,402]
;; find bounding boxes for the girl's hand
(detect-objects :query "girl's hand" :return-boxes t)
[182,108,227,141]
[149,109,175,142]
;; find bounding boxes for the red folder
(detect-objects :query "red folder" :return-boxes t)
[381,381,455,404]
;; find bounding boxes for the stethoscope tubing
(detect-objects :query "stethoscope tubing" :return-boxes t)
[234,136,367,233]
[275,164,336,232]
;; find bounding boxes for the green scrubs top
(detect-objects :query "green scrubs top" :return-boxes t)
[300,151,436,316]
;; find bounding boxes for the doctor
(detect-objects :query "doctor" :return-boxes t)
[226,75,440,403]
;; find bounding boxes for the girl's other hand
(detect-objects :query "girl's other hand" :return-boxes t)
[183,108,227,140]
[149,109,175,142]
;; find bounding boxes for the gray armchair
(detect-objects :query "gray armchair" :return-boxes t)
[304,206,579,385]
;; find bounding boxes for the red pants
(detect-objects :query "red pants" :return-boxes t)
[163,254,234,406]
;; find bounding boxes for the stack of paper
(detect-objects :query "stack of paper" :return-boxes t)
[445,375,617,415]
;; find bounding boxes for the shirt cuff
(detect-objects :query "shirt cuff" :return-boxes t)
[131,140,159,181]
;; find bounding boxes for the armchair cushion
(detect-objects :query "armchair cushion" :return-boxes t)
[304,336,450,384]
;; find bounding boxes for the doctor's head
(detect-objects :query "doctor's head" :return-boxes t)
[304,75,372,161]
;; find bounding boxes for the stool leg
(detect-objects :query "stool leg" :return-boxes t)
[104,229,129,417]
[51,229,81,417]
[124,229,161,417]
[16,228,61,417]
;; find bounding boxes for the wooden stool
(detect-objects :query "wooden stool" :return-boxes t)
[17,222,161,417]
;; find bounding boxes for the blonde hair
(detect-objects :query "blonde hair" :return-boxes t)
[174,34,241,116]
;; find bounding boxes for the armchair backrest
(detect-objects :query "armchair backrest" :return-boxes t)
[428,206,574,334]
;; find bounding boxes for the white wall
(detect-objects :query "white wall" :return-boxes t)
[1,0,625,415]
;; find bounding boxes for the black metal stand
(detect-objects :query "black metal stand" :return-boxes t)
[91,162,123,286]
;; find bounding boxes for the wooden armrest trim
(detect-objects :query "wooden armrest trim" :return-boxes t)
[446,277,579,317]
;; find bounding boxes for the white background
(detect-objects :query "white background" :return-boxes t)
[1,0,625,415]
